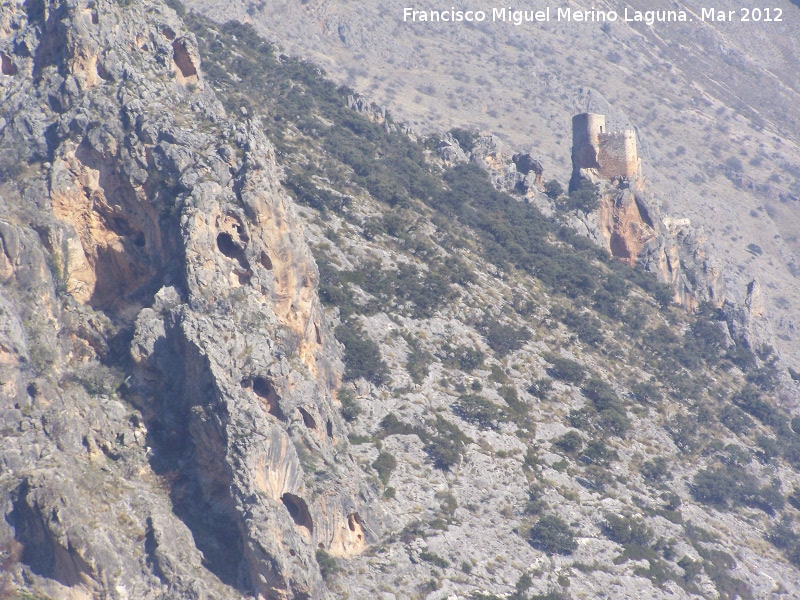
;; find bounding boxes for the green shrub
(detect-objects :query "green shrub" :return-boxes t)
[418,550,450,569]
[564,179,600,213]
[338,387,362,422]
[579,377,631,436]
[480,317,531,357]
[641,457,671,482]
[580,440,618,466]
[629,380,662,404]
[731,385,781,428]
[553,431,584,455]
[788,487,800,511]
[373,451,397,486]
[529,514,578,555]
[544,179,563,200]
[563,310,604,346]
[602,513,652,546]
[452,394,503,430]
[427,415,472,470]
[542,353,585,384]
[525,483,547,515]
[448,127,477,151]
[718,405,754,434]
[528,377,553,400]
[756,436,781,463]
[498,385,532,428]
[692,464,784,514]
[406,338,433,384]
[441,344,484,372]
[335,324,390,385]
[316,549,340,581]
[379,414,470,470]
[666,414,699,452]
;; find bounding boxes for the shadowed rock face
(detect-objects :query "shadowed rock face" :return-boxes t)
[0,0,378,597]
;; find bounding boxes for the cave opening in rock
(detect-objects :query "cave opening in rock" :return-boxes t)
[216,232,251,280]
[610,233,632,259]
[259,250,273,270]
[281,493,313,533]
[244,376,286,420]
[347,513,364,542]
[171,39,197,78]
[347,513,361,531]
[216,233,240,259]
[297,407,317,429]
[96,61,110,81]
[326,420,333,438]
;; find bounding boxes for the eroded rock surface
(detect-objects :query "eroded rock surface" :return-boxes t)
[0,1,375,598]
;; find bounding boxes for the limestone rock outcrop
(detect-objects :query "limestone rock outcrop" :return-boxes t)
[0,1,376,598]
[590,179,726,310]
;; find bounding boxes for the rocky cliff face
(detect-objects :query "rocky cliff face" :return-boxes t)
[0,1,375,598]
[586,178,725,312]
[182,0,800,370]
[4,3,800,600]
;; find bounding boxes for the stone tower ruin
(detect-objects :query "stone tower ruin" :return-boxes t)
[571,113,640,182]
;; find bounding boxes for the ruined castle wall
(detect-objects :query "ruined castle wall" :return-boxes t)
[571,113,606,171]
[572,113,606,148]
[598,131,639,178]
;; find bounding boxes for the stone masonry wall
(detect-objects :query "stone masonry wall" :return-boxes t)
[598,130,639,178]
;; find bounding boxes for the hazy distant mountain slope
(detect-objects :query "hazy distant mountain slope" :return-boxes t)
[183,0,800,370]
[178,14,800,599]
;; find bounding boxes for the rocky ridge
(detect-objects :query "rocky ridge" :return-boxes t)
[0,1,375,598]
[183,0,800,371]
[3,3,800,600]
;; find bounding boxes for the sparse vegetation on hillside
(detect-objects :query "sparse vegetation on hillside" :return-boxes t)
[185,15,800,598]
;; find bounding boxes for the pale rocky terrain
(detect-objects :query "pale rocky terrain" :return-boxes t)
[183,0,800,370]
[2,1,800,600]
[1,1,376,598]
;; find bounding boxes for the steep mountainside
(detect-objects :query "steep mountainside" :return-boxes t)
[182,0,800,371]
[1,1,374,598]
[3,1,800,600]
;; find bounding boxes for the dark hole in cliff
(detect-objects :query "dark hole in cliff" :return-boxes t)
[245,376,286,420]
[133,231,146,247]
[217,233,247,264]
[318,543,324,549]
[298,407,317,429]
[162,27,176,40]
[141,44,149,51]
[26,383,38,398]
[96,61,110,81]
[347,512,362,534]
[610,233,632,259]
[289,549,296,556]
[8,481,91,587]
[172,39,197,78]
[281,493,313,533]
[259,250,273,270]
[1,51,17,76]
[326,420,333,438]
[314,324,322,345]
